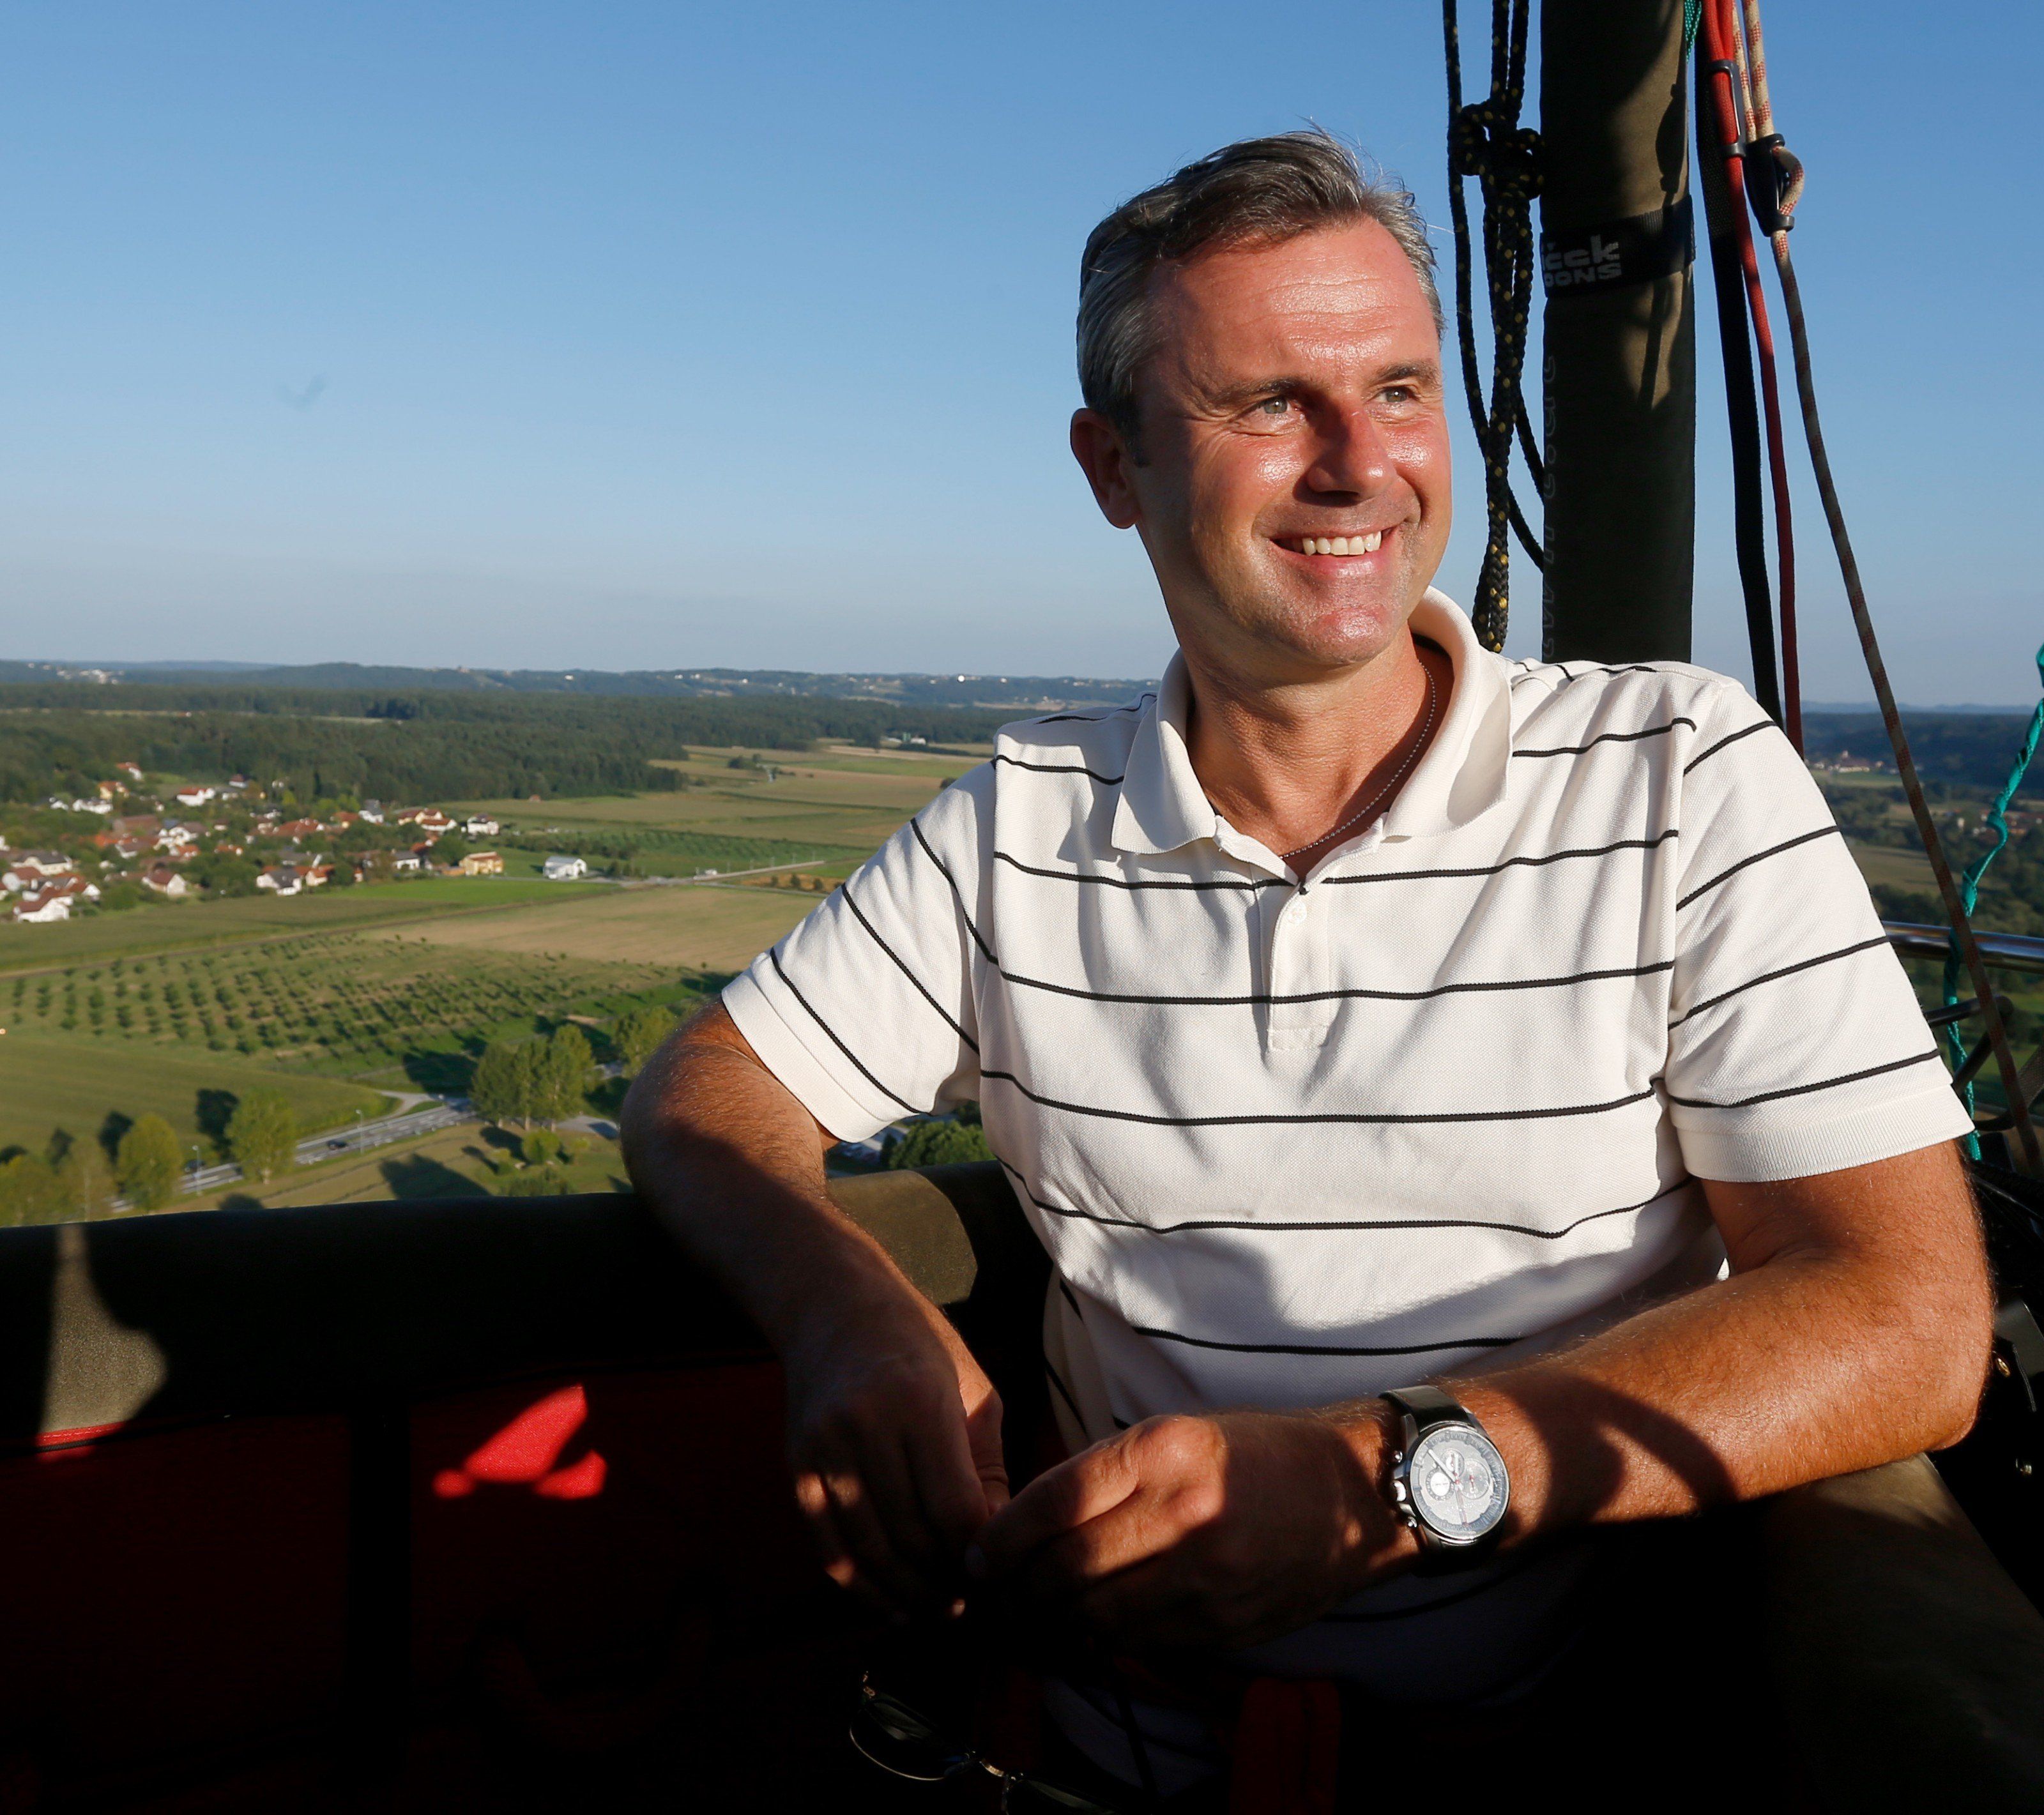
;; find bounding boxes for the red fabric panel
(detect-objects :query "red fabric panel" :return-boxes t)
[409,1363,816,1708]
[0,1417,348,1789]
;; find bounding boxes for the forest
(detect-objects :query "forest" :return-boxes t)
[0,684,1012,805]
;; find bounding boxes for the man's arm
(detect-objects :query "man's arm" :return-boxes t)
[971,1141,1992,1648]
[621,1002,1006,1614]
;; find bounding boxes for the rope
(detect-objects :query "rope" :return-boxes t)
[1695,50,1781,725]
[1940,645,2044,1153]
[1726,0,2043,1171]
[1698,0,1800,751]
[1443,0,1542,654]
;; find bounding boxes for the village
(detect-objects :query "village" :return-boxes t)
[1,764,590,924]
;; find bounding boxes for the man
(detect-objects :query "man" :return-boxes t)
[623,132,1987,1775]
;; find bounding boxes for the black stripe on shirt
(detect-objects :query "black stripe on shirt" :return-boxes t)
[1666,1047,1942,1112]
[1000,1157,1689,1241]
[1027,699,1152,725]
[1668,934,1891,1029]
[1682,718,1774,773]
[1511,661,1670,690]
[993,849,1278,892]
[1043,1356,1084,1424]
[766,949,919,1114]
[980,1071,1658,1128]
[1675,824,1841,911]
[990,752,1125,786]
[1129,1324,1518,1357]
[1512,717,1695,758]
[839,874,980,1053]
[910,816,998,962]
[1323,827,1681,886]
[998,957,1674,1009]
[995,828,1682,891]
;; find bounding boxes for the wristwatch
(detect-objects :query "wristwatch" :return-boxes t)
[1382,1386,1511,1570]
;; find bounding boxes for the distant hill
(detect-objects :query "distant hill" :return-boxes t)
[5,660,1157,711]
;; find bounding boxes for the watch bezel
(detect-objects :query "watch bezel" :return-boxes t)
[1389,1418,1511,1549]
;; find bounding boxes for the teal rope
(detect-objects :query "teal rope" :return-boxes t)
[1941,639,2044,1155]
[1684,0,1703,52]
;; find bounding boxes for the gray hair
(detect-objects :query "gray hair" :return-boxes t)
[1077,130,1442,445]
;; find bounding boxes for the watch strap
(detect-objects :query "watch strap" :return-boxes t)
[1382,1385,1467,1431]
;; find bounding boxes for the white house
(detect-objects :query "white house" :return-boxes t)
[11,890,72,924]
[3,853,78,893]
[464,814,500,838]
[174,785,217,808]
[142,865,190,899]
[542,854,588,881]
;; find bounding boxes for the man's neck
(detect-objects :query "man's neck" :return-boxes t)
[1180,624,1446,872]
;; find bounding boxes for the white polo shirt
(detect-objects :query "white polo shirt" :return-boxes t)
[724,589,1966,1705]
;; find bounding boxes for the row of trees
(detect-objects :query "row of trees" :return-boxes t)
[0,1088,302,1227]
[468,1006,677,1128]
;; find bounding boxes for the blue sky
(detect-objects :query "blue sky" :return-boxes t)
[3,1,2038,702]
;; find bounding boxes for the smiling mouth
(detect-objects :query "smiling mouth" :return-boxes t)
[1276,530,1388,556]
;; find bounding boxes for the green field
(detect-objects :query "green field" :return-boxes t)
[0,876,568,973]
[0,1031,390,1157]
[0,932,678,1075]
[375,880,821,972]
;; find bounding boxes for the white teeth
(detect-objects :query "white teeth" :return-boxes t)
[1293,531,1385,555]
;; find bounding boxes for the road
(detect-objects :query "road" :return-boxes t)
[177,1095,473,1199]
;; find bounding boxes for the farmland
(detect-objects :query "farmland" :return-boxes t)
[0,734,965,1220]
[0,1031,389,1158]
[378,883,821,971]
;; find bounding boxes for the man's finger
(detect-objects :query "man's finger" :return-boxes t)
[972,1439,1140,1577]
[1005,1481,1188,1605]
[819,1462,938,1611]
[904,1390,1005,1557]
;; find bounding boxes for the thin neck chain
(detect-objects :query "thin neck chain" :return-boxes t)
[1276,660,1440,862]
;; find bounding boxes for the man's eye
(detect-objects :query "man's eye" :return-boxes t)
[1256,396,1292,418]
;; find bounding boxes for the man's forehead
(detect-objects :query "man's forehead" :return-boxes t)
[1147,222,1433,383]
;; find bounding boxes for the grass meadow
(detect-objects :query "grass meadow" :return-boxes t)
[0,1030,389,1156]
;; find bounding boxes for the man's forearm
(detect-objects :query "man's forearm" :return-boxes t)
[1332,1144,1992,1544]
[619,1007,929,1356]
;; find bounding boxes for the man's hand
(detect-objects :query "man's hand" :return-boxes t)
[785,1287,1009,1617]
[968,1409,1415,1652]
[620,1003,1007,1620]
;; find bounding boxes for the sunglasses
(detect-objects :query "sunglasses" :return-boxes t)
[849,1671,1152,1814]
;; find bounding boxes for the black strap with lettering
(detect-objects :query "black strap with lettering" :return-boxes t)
[1541,196,1694,298]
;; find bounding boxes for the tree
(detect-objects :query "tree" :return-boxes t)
[325,856,358,888]
[611,1005,678,1075]
[57,1137,115,1219]
[533,1025,593,1123]
[117,1114,185,1211]
[0,1154,68,1227]
[883,1118,993,1171]
[435,832,470,866]
[469,1040,537,1126]
[226,1088,298,1183]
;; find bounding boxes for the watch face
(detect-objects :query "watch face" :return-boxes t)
[1407,1424,1508,1542]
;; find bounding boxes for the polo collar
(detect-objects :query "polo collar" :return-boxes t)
[1108,590,1514,858]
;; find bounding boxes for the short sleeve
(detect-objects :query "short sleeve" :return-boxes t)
[1661,685,1971,1181]
[721,768,988,1141]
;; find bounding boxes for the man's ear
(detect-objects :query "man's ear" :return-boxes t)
[1070,408,1143,530]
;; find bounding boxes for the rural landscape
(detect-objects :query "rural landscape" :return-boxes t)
[1,666,2040,1225]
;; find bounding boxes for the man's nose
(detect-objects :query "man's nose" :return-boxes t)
[1302,404,1394,498]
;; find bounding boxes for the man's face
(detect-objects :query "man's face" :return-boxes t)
[1073,220,1451,679]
